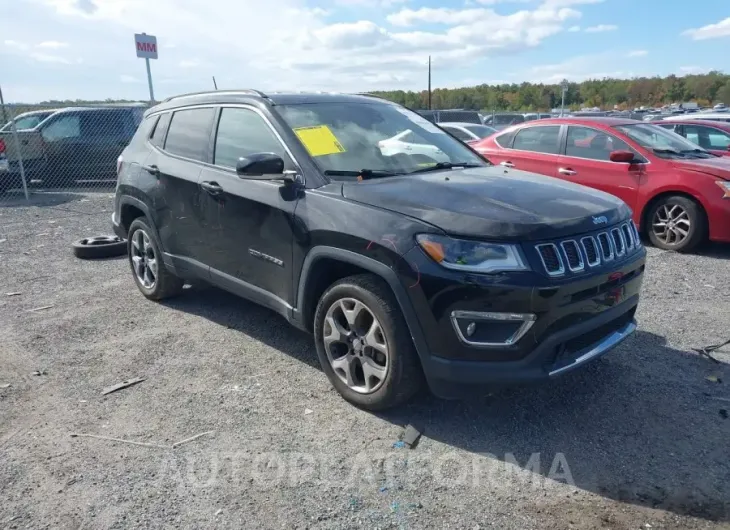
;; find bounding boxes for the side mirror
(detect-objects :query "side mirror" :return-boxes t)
[236,153,284,177]
[609,150,636,163]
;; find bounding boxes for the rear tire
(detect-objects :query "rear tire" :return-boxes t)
[313,274,424,410]
[127,217,184,300]
[646,195,706,252]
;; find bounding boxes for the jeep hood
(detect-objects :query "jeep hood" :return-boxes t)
[341,166,630,241]
[670,157,730,180]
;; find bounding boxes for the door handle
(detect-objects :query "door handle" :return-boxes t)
[500,161,515,168]
[200,181,223,195]
[558,167,577,176]
[142,164,160,176]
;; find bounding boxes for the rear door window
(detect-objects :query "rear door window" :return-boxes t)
[164,107,216,162]
[41,114,81,141]
[513,126,561,154]
[81,111,125,138]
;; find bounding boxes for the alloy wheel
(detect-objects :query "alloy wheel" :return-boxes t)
[130,229,158,289]
[652,203,690,246]
[322,298,389,394]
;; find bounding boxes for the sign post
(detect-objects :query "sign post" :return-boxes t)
[134,33,158,103]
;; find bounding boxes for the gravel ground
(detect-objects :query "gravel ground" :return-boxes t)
[1,191,729,530]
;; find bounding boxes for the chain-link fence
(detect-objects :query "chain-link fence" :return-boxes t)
[0,102,149,203]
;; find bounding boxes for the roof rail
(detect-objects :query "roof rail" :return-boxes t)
[354,92,388,100]
[161,89,269,103]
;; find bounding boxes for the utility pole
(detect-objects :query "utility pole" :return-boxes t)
[427,55,432,110]
[560,79,568,117]
[0,84,7,125]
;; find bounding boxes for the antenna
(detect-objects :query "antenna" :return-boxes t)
[427,56,432,110]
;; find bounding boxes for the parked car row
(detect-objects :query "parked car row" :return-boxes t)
[473,117,730,252]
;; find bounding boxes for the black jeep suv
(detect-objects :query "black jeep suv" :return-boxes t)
[112,90,645,410]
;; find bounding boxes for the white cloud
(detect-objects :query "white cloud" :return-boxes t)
[584,24,617,33]
[4,39,30,50]
[3,38,79,64]
[528,53,632,83]
[334,0,406,8]
[31,52,76,64]
[627,50,648,57]
[682,17,730,40]
[7,0,606,99]
[679,65,711,75]
[36,40,69,49]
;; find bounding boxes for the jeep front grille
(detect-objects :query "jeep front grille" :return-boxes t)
[534,221,641,277]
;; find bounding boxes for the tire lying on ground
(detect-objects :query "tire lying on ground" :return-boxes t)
[72,235,127,259]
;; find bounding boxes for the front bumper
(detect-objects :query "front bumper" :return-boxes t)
[398,244,645,399]
[425,298,637,398]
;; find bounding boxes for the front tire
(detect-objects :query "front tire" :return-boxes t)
[127,217,184,300]
[313,274,424,410]
[646,195,706,252]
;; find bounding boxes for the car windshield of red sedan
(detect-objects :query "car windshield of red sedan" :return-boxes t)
[614,123,715,159]
[277,103,487,178]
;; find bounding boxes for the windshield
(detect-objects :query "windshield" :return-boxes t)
[1,112,53,131]
[463,124,496,138]
[614,123,714,159]
[277,103,487,176]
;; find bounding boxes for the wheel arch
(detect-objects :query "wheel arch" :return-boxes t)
[639,189,708,235]
[294,246,430,364]
[117,195,166,247]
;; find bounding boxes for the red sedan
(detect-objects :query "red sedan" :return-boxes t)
[655,119,730,157]
[474,118,730,252]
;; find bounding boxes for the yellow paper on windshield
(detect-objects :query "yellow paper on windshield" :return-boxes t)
[294,125,346,157]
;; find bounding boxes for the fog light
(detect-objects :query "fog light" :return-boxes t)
[450,310,537,348]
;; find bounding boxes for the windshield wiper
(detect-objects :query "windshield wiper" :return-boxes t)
[407,161,483,174]
[652,148,685,157]
[323,169,402,179]
[680,148,712,158]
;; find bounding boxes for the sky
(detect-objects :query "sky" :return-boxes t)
[1,0,729,102]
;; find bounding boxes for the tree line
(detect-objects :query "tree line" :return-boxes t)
[371,71,730,111]
[4,71,730,114]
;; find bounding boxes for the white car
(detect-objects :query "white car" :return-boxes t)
[438,122,497,144]
[378,129,450,162]
[662,112,730,123]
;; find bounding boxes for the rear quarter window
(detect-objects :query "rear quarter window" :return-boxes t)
[494,130,516,148]
[150,112,171,148]
[127,114,159,148]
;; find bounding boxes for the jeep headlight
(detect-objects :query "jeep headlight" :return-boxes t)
[416,234,529,273]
